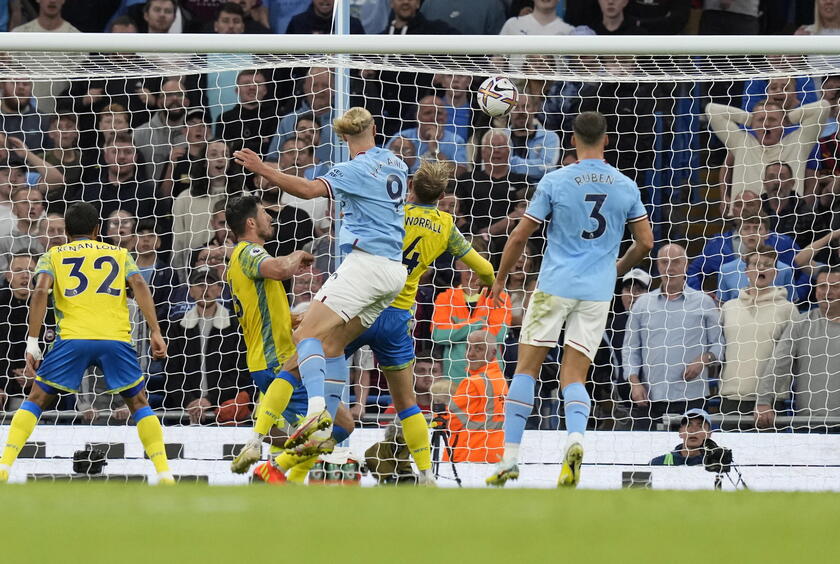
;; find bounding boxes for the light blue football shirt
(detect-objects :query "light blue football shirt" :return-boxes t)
[318,146,408,262]
[525,158,647,301]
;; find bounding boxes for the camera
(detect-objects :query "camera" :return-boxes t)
[702,439,733,474]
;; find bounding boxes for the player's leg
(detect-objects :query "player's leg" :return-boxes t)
[293,299,346,418]
[99,340,173,485]
[0,382,57,482]
[122,388,174,485]
[487,292,572,487]
[556,301,609,489]
[1,339,86,482]
[321,317,367,420]
[383,365,435,485]
[233,368,303,473]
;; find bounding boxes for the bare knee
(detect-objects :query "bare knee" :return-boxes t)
[26,383,56,410]
[122,389,150,413]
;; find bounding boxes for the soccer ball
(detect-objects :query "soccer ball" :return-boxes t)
[477,76,519,118]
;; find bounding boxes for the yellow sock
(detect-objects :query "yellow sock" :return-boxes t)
[0,406,39,468]
[255,379,293,436]
[400,412,432,471]
[136,414,171,475]
[273,450,309,472]
[286,455,318,483]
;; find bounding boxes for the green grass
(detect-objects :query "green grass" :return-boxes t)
[0,483,837,563]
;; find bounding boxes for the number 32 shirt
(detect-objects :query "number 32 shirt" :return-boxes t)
[35,239,139,342]
[524,158,648,302]
[317,146,409,262]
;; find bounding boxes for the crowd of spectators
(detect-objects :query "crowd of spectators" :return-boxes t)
[0,0,839,434]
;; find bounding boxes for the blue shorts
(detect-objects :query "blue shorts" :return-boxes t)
[345,306,415,371]
[251,369,308,425]
[37,339,143,394]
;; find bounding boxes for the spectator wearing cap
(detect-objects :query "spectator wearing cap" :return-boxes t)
[605,267,651,387]
[163,267,250,424]
[719,246,797,421]
[625,244,723,430]
[649,409,712,466]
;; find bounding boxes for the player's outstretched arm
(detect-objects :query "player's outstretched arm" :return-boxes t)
[258,250,314,281]
[490,216,540,307]
[460,249,495,291]
[128,274,167,360]
[616,216,655,278]
[233,148,328,200]
[24,272,52,375]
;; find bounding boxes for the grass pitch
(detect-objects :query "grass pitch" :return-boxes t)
[0,483,837,563]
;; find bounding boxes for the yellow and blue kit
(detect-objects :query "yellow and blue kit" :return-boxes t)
[227,240,307,419]
[345,202,494,369]
[33,239,144,394]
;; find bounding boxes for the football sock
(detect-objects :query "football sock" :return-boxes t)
[254,378,293,437]
[298,338,326,414]
[398,405,431,472]
[563,382,591,437]
[134,407,171,475]
[502,373,535,465]
[0,401,41,469]
[273,450,311,473]
[324,355,349,419]
[286,455,319,483]
[331,424,351,444]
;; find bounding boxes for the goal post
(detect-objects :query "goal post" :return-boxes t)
[0,32,839,487]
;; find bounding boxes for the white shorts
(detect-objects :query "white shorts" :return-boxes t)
[314,250,407,328]
[519,290,610,361]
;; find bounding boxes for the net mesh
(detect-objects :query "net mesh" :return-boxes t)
[1,46,839,488]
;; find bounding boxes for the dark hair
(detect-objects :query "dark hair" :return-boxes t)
[225,195,261,237]
[136,218,157,234]
[65,202,100,237]
[144,0,177,13]
[211,198,227,214]
[573,111,607,146]
[816,265,840,280]
[217,2,245,19]
[108,15,138,31]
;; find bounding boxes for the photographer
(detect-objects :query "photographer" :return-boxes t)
[650,409,716,467]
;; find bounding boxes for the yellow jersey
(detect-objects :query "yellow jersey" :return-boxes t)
[34,239,138,342]
[391,203,473,311]
[227,240,295,373]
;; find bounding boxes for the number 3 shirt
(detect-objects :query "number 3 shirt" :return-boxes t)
[524,158,647,302]
[317,146,409,262]
[35,239,139,342]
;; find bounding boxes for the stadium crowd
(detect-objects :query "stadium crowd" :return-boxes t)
[0,0,839,437]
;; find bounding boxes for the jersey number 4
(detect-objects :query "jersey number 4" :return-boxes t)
[62,256,121,297]
[581,194,607,240]
[403,236,422,274]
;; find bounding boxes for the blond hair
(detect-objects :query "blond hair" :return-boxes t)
[333,106,374,137]
[412,159,454,204]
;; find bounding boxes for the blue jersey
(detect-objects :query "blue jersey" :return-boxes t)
[524,159,647,301]
[318,146,408,262]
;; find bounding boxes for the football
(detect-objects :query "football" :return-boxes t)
[477,75,519,118]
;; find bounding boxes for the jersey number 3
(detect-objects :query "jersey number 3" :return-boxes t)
[62,256,121,297]
[581,194,607,240]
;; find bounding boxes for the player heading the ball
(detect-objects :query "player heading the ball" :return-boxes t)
[486,111,654,488]
[0,202,173,485]
[234,106,409,450]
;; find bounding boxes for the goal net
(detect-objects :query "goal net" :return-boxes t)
[1,33,840,488]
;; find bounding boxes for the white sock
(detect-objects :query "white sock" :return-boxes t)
[307,396,326,415]
[250,431,262,443]
[502,443,520,466]
[158,471,174,481]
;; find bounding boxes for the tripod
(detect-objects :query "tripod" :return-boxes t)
[430,414,462,487]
